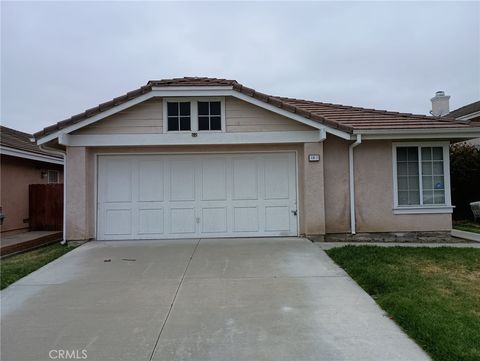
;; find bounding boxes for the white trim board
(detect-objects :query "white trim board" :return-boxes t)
[0,145,64,165]
[60,131,326,147]
[357,128,480,140]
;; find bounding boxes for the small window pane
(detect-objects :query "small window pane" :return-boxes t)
[210,101,221,115]
[397,162,408,176]
[432,147,443,160]
[422,162,432,175]
[433,162,444,175]
[48,171,59,184]
[423,190,434,205]
[422,176,433,190]
[210,116,221,130]
[408,162,419,175]
[398,191,409,205]
[409,191,420,205]
[407,148,418,161]
[168,117,179,131]
[398,176,408,190]
[199,116,209,130]
[167,102,178,116]
[397,148,408,161]
[180,116,191,130]
[180,102,190,116]
[433,176,444,190]
[421,147,432,161]
[198,102,209,116]
[434,190,445,204]
[408,176,419,190]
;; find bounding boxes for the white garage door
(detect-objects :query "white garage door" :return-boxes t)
[97,153,298,240]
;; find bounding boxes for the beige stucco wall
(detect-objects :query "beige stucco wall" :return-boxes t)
[73,97,312,135]
[65,147,95,240]
[64,143,329,240]
[0,155,64,234]
[324,137,452,233]
[323,136,351,233]
[354,140,451,232]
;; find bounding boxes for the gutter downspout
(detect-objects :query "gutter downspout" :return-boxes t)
[38,143,67,245]
[348,134,362,234]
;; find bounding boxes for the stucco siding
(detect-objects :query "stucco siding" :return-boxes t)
[324,137,451,233]
[65,147,95,240]
[0,155,64,234]
[323,136,350,233]
[354,140,452,232]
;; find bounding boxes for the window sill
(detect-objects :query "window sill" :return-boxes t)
[393,206,454,215]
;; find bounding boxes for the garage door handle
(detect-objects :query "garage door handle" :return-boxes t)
[291,210,297,216]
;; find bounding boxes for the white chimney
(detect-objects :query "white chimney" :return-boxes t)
[430,91,450,117]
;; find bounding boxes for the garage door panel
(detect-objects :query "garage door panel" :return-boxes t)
[138,208,164,234]
[232,157,259,200]
[103,158,132,203]
[201,158,227,201]
[265,206,290,232]
[170,207,196,234]
[170,159,195,201]
[233,207,259,232]
[138,159,164,202]
[201,207,227,233]
[264,156,290,200]
[104,209,132,236]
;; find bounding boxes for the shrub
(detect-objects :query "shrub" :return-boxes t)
[450,143,480,220]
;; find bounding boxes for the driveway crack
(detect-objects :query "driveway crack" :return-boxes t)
[149,238,201,361]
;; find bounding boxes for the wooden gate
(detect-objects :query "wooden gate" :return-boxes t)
[29,184,63,231]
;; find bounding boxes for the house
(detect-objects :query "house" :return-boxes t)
[0,126,64,234]
[446,99,480,147]
[33,77,480,242]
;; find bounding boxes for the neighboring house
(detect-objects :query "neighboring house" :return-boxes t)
[34,77,480,242]
[447,99,480,146]
[0,126,64,234]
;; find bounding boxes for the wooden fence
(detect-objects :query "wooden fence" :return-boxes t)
[29,184,63,231]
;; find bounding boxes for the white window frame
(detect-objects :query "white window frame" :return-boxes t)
[392,141,453,214]
[47,170,59,184]
[162,97,226,134]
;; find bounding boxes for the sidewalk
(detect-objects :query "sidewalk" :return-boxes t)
[317,241,480,250]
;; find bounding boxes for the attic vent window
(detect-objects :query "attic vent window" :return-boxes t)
[198,101,221,131]
[167,102,191,131]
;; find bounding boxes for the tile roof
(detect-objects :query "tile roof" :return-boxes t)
[448,100,480,119]
[34,77,478,139]
[1,125,62,158]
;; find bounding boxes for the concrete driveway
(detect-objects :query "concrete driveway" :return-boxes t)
[1,238,430,361]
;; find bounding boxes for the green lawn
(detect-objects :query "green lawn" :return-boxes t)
[453,221,480,234]
[326,246,480,361]
[1,243,76,290]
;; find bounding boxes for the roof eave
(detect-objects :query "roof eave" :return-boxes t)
[353,127,480,140]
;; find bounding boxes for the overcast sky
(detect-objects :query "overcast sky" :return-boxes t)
[2,1,479,133]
